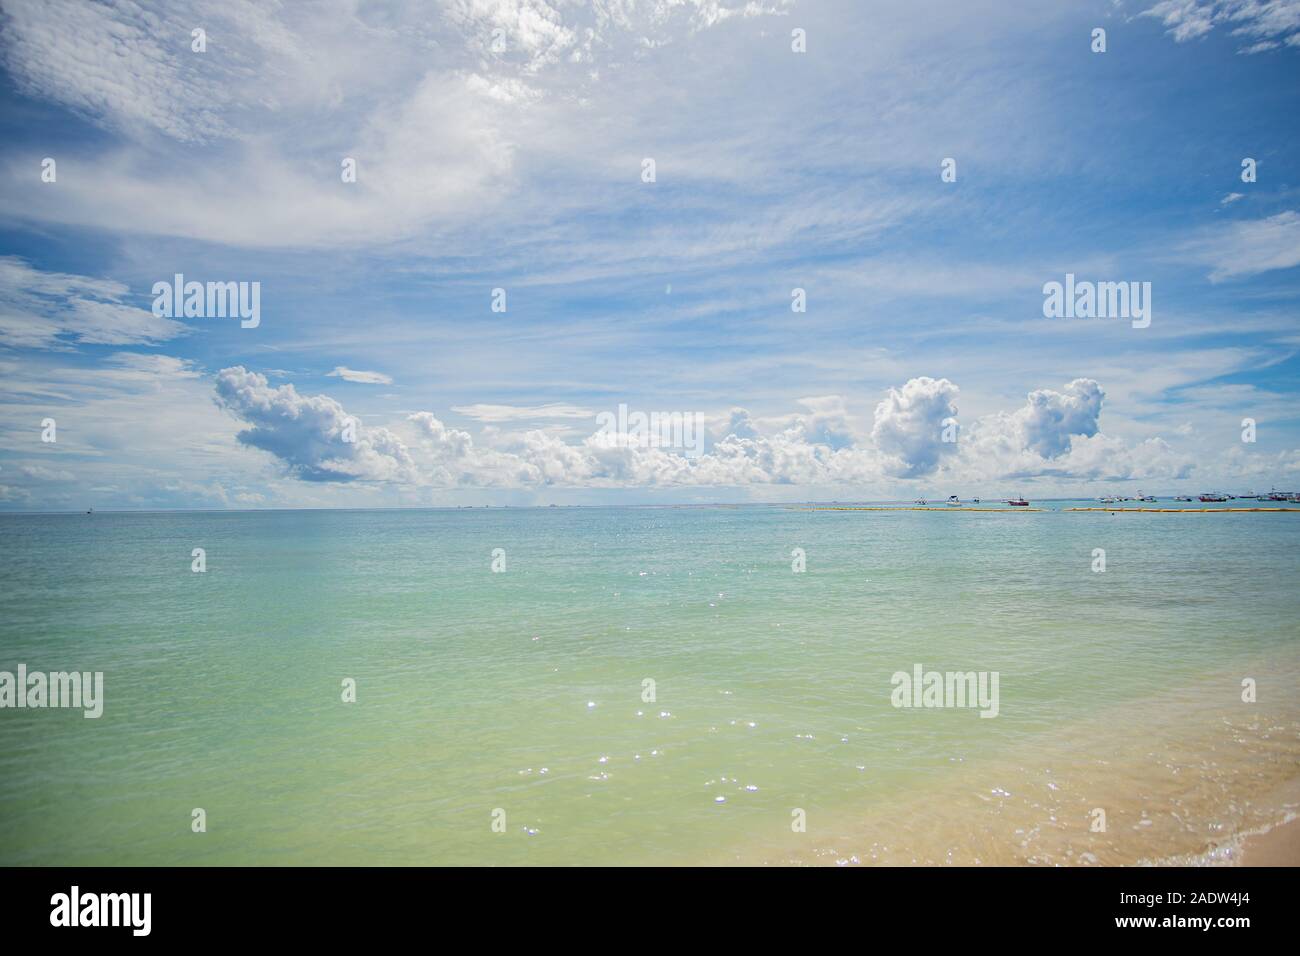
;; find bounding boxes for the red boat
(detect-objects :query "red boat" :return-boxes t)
[1008,498,1029,506]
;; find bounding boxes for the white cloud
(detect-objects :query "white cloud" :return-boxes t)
[1142,1,1300,52]
[0,351,245,509]
[0,256,187,349]
[327,366,394,385]
[0,0,797,250]
[217,370,878,488]
[444,0,577,73]
[214,366,418,483]
[19,464,75,482]
[1,362,1265,507]
[0,0,231,143]
[1016,378,1105,459]
[1144,1,1218,41]
[871,377,960,478]
[1183,211,1300,280]
[452,402,595,421]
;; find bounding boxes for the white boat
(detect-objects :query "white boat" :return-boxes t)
[946,495,961,506]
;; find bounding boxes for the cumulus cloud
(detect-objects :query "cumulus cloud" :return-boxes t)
[956,379,1108,481]
[205,370,1201,492]
[1016,379,1105,459]
[719,407,759,441]
[327,367,394,385]
[871,377,959,477]
[0,256,187,350]
[214,366,418,483]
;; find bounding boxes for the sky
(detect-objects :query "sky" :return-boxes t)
[0,0,1298,510]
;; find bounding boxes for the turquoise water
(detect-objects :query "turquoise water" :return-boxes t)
[1,505,1298,865]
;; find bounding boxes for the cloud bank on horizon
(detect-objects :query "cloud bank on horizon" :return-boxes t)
[1,0,1298,509]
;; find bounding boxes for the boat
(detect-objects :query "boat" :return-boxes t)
[1174,495,1193,502]
[1008,497,1029,507]
[946,495,961,506]
[1198,493,1229,503]
[1138,493,1157,502]
[971,497,980,504]
[914,498,927,505]
[1268,489,1292,502]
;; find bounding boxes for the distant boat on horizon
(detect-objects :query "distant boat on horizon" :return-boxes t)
[1008,497,1030,507]
[946,495,961,506]
[1198,493,1230,503]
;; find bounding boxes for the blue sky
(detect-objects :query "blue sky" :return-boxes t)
[1,0,1298,509]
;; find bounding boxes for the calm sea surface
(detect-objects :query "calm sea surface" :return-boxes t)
[2,504,1298,865]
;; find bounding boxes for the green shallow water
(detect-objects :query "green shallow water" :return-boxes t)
[1,505,1297,865]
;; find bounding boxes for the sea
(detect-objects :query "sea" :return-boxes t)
[1,502,1297,865]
